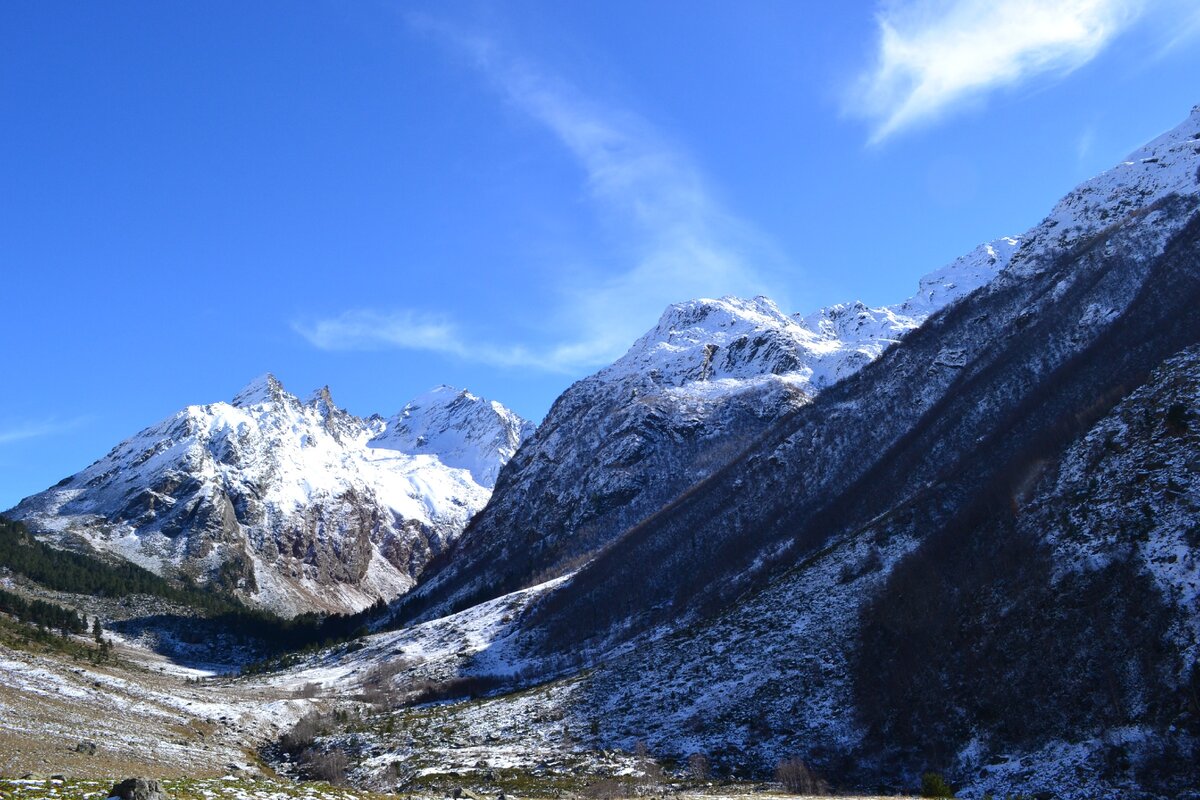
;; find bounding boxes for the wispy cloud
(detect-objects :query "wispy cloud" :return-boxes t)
[1076,124,1096,162]
[296,19,784,373]
[0,417,88,445]
[851,0,1145,143]
[1148,0,1200,58]
[299,310,461,356]
[295,309,549,369]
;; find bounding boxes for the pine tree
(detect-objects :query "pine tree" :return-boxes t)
[92,618,103,643]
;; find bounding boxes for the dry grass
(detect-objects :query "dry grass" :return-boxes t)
[0,639,299,779]
[0,777,396,800]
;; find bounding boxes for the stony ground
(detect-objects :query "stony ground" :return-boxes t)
[0,633,308,779]
[0,777,911,800]
[0,777,391,800]
[0,583,919,799]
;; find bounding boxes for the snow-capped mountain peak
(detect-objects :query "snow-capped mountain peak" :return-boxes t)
[302,384,364,441]
[601,295,823,389]
[306,384,336,410]
[797,235,1021,372]
[9,377,535,616]
[656,295,798,333]
[230,372,290,409]
[369,385,536,488]
[597,234,1021,399]
[901,235,1021,316]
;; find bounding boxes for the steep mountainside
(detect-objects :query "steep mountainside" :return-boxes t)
[529,343,1200,800]
[524,104,1200,644]
[494,106,1200,795]
[400,238,1019,622]
[270,105,1200,800]
[7,376,532,616]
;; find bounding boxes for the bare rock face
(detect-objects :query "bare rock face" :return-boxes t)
[8,378,533,617]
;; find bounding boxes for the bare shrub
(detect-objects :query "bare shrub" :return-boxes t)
[687,753,711,780]
[359,659,409,706]
[281,713,321,754]
[632,740,664,785]
[404,674,506,705]
[300,747,349,785]
[360,686,391,707]
[775,757,829,795]
[363,658,406,687]
[293,681,321,699]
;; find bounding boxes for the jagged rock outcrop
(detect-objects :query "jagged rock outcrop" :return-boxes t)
[7,376,533,616]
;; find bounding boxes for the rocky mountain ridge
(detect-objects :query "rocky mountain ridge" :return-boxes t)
[7,375,533,616]
[489,105,1200,797]
[8,228,1020,624]
[397,234,1020,623]
[252,104,1200,800]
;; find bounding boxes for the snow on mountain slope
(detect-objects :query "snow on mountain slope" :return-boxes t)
[605,295,827,386]
[1011,104,1200,272]
[378,342,1199,796]
[799,235,1021,387]
[399,234,1020,624]
[369,386,536,488]
[1035,345,1200,654]
[497,106,1200,797]
[411,110,1200,629]
[7,375,533,616]
[521,102,1200,657]
[601,235,1019,395]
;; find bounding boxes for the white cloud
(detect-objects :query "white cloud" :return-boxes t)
[297,20,785,373]
[0,417,87,445]
[297,310,460,355]
[852,0,1145,143]
[294,309,553,370]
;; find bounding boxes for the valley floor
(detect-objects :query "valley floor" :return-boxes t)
[0,634,302,779]
[0,777,913,800]
[0,632,918,800]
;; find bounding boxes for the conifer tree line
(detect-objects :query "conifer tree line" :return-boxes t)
[0,585,85,634]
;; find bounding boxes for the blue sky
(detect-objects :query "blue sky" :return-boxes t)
[2,0,1198,509]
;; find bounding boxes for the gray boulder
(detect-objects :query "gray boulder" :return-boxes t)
[108,777,166,800]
